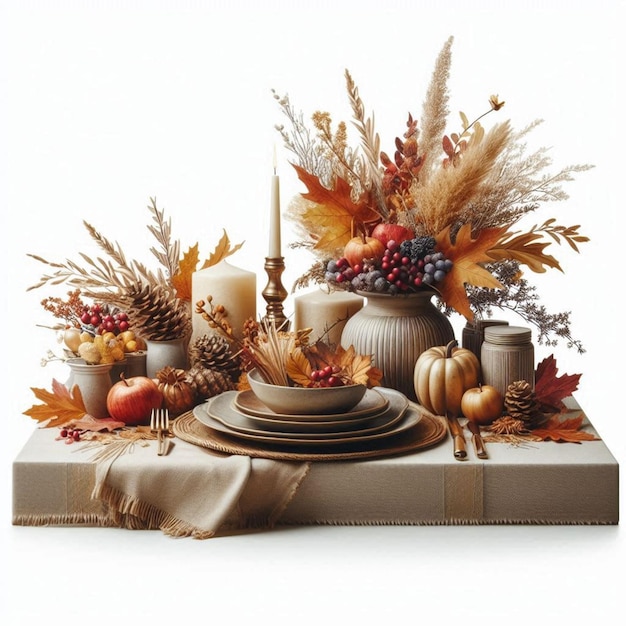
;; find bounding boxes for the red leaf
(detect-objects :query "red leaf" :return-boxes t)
[534,355,581,413]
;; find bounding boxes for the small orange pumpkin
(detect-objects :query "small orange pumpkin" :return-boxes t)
[413,340,480,417]
[343,231,385,268]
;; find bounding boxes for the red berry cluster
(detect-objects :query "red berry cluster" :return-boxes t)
[308,365,345,388]
[58,427,83,443]
[80,304,130,335]
[380,240,427,291]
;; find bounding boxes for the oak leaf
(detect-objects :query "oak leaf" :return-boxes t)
[294,164,379,254]
[532,413,599,444]
[435,224,508,320]
[23,379,87,428]
[487,230,562,273]
[534,354,581,413]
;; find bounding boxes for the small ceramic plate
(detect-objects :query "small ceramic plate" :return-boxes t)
[234,387,389,423]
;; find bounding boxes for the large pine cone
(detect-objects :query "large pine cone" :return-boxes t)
[188,334,240,380]
[186,366,236,400]
[504,380,543,427]
[126,283,192,342]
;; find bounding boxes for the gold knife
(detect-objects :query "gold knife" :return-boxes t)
[467,420,488,459]
[447,414,467,460]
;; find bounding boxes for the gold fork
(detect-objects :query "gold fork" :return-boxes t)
[150,408,170,456]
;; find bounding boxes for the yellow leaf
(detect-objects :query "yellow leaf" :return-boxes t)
[435,224,507,320]
[171,243,200,301]
[340,346,380,387]
[23,379,87,428]
[286,347,313,386]
[201,229,245,269]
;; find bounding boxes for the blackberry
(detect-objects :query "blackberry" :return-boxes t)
[399,236,437,262]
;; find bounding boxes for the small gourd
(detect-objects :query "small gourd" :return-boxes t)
[413,340,481,417]
[155,366,196,417]
[343,224,386,268]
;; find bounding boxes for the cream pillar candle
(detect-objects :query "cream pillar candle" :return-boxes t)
[294,289,364,346]
[191,260,256,344]
[269,166,281,257]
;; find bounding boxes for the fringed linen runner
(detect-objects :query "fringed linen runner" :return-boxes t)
[91,437,310,539]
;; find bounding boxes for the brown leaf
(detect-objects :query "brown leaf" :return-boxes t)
[532,413,599,443]
[171,243,200,302]
[294,164,379,254]
[304,340,338,371]
[201,229,245,269]
[68,414,126,432]
[534,354,582,412]
[435,223,507,320]
[23,379,87,428]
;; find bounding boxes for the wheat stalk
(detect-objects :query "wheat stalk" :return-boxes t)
[414,120,513,234]
[344,69,385,216]
[419,35,454,184]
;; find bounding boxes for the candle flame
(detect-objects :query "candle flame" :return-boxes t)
[273,144,277,175]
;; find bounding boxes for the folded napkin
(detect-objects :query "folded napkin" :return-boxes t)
[92,437,310,539]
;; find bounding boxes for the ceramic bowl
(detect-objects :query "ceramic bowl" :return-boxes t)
[246,368,367,415]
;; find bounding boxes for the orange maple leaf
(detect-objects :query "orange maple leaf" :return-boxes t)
[294,164,379,255]
[532,413,599,443]
[435,223,508,320]
[23,379,88,428]
[487,230,562,273]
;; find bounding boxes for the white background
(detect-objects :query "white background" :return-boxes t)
[1,0,624,624]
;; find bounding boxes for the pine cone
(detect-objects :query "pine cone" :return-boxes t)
[504,380,543,427]
[186,366,236,400]
[126,283,192,341]
[188,334,240,380]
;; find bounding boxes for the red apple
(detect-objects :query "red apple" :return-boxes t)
[106,374,163,426]
[371,223,414,248]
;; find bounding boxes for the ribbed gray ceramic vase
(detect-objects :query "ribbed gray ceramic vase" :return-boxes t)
[340,290,455,401]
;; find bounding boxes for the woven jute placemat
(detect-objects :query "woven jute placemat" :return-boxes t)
[172,407,447,462]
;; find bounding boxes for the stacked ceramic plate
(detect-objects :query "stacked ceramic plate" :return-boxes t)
[192,387,422,448]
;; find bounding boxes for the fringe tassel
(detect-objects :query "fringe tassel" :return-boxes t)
[94,482,216,539]
[277,518,617,526]
[12,513,116,527]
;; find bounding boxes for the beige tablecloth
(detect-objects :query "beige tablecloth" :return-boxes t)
[12,398,620,534]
